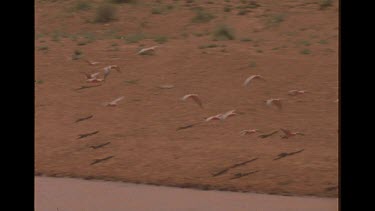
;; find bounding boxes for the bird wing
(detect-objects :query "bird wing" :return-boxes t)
[243,75,255,86]
[111,96,124,104]
[190,95,203,108]
[110,65,121,72]
[91,72,100,78]
[81,72,91,79]
[280,128,292,136]
[103,67,111,79]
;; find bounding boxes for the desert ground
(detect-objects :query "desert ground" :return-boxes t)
[35,0,339,197]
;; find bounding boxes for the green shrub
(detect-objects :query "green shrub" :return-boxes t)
[213,25,235,40]
[94,4,117,23]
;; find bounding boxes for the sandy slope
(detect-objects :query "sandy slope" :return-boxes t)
[35,0,339,197]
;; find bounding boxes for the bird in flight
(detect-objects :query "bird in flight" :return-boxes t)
[181,94,203,108]
[280,128,304,139]
[103,65,121,80]
[243,75,266,87]
[240,129,260,136]
[265,98,282,110]
[84,59,100,65]
[205,114,223,122]
[104,96,124,107]
[288,90,308,96]
[220,110,237,119]
[82,72,100,80]
[137,46,159,55]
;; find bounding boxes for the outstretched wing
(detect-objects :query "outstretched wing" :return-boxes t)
[190,95,203,108]
[103,67,111,79]
[91,72,100,78]
[280,128,291,136]
[111,96,124,104]
[243,75,255,86]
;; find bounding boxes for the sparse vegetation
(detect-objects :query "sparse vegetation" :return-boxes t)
[36,80,44,84]
[318,39,328,44]
[198,44,218,49]
[300,49,311,55]
[124,33,146,43]
[151,7,163,14]
[237,9,249,15]
[38,46,49,51]
[223,6,231,12]
[94,3,117,23]
[249,61,256,67]
[267,14,285,26]
[72,50,83,60]
[301,40,311,46]
[240,38,252,42]
[192,9,215,23]
[212,24,235,41]
[154,35,168,44]
[319,0,332,9]
[110,0,136,3]
[74,1,91,11]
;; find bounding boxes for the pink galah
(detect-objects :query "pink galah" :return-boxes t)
[103,65,121,80]
[220,110,237,120]
[243,75,266,87]
[280,128,304,139]
[205,114,223,122]
[265,98,282,110]
[104,96,125,107]
[82,72,100,80]
[288,90,308,96]
[137,46,159,55]
[240,129,260,136]
[86,77,104,83]
[181,94,203,108]
[84,59,100,65]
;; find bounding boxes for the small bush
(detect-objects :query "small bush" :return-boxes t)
[72,50,83,60]
[212,25,235,41]
[192,9,214,23]
[110,0,135,3]
[124,33,146,43]
[240,38,252,42]
[151,7,163,14]
[94,4,117,23]
[319,0,332,9]
[198,44,218,49]
[75,1,91,11]
[154,35,168,44]
[268,14,285,26]
[38,46,49,51]
[300,49,311,55]
[223,6,231,12]
[237,9,248,15]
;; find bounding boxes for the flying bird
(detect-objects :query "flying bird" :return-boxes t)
[181,94,203,108]
[220,110,237,119]
[82,72,100,80]
[265,98,282,110]
[84,59,100,65]
[137,46,159,55]
[205,114,223,122]
[103,65,121,80]
[240,129,260,136]
[288,90,308,96]
[86,77,104,83]
[280,128,304,139]
[104,96,124,107]
[243,75,266,87]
